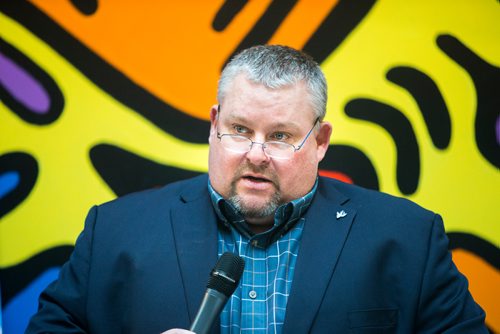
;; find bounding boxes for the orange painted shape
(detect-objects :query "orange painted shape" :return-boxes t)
[269,0,339,50]
[28,0,339,120]
[452,249,500,332]
[319,169,353,184]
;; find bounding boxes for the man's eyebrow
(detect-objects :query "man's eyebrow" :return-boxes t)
[226,115,249,123]
[271,123,301,131]
[226,118,301,132]
[222,112,303,131]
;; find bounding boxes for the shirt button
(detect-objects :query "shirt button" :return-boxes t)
[249,290,257,299]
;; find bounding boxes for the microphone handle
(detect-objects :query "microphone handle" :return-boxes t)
[189,289,228,334]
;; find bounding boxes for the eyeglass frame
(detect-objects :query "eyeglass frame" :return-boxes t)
[215,105,320,159]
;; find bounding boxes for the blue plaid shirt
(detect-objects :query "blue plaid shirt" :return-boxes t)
[208,180,318,333]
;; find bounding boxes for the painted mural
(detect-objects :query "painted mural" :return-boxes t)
[0,0,498,332]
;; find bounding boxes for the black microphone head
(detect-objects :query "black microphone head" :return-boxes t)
[207,252,245,297]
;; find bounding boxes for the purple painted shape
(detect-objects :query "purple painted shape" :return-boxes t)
[0,51,50,114]
[497,115,500,145]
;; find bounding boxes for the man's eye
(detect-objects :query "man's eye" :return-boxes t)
[234,125,248,134]
[271,132,289,141]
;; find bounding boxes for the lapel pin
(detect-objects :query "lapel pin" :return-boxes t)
[336,210,347,219]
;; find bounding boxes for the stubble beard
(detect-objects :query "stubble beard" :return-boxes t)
[227,165,281,220]
[228,189,281,219]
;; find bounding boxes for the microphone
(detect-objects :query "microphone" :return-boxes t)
[189,252,245,334]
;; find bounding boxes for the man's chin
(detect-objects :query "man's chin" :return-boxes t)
[239,200,268,212]
[229,196,279,219]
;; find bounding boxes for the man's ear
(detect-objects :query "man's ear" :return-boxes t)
[209,105,219,139]
[316,121,332,161]
[210,104,219,123]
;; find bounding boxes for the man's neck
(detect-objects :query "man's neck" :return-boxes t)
[245,215,275,234]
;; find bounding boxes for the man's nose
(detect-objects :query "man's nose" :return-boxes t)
[246,141,270,163]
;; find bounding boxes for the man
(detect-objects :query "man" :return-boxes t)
[26,45,487,333]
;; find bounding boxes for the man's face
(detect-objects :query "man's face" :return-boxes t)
[208,74,332,226]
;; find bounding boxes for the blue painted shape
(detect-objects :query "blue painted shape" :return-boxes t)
[3,267,60,334]
[1,288,3,333]
[0,171,19,199]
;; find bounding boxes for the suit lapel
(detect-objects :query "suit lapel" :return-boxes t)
[283,180,357,332]
[169,176,356,332]
[170,180,219,325]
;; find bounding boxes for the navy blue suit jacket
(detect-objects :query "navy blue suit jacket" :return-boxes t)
[26,175,486,333]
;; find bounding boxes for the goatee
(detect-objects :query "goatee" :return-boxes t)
[228,190,281,219]
[228,163,281,219]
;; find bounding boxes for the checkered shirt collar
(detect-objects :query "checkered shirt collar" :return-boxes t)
[208,177,318,246]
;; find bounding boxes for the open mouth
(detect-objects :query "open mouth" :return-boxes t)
[242,175,271,183]
[238,174,277,192]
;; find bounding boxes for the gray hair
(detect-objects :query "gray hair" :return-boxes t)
[217,45,328,120]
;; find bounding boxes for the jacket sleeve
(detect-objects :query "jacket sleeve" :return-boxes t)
[416,214,488,333]
[25,206,98,333]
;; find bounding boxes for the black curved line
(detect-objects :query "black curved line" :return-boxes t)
[447,232,499,270]
[302,0,377,64]
[345,98,420,195]
[0,38,64,125]
[0,1,210,143]
[386,66,451,150]
[0,152,38,218]
[436,34,500,168]
[319,144,379,190]
[222,0,298,68]
[89,144,202,197]
[69,0,98,16]
[0,245,74,305]
[213,0,248,32]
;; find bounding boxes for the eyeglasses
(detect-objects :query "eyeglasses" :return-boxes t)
[216,118,320,160]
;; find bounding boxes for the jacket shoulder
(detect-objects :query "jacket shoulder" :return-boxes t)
[318,176,436,222]
[98,174,209,209]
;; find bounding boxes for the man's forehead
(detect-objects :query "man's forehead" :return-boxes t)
[225,72,309,98]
